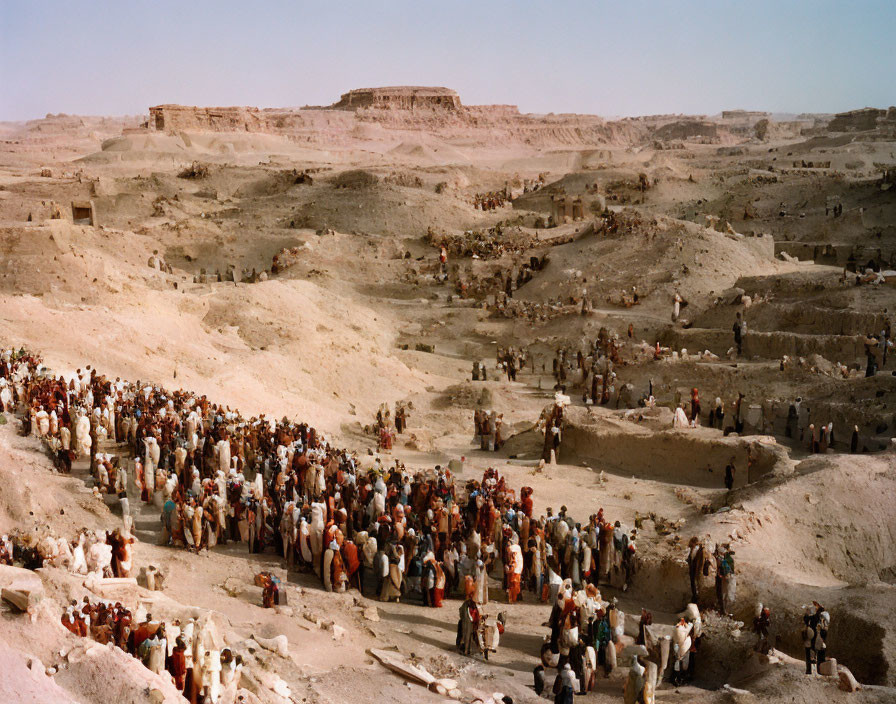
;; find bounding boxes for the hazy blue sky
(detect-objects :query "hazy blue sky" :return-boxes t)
[1,1,893,121]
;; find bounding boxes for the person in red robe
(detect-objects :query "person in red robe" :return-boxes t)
[129,615,151,654]
[169,636,188,691]
[61,609,81,636]
[114,608,132,651]
[690,387,701,424]
[520,487,534,518]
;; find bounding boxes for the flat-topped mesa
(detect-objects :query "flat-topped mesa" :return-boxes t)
[331,86,462,111]
[720,110,771,120]
[149,104,267,132]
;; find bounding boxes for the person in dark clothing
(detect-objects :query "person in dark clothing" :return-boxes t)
[533,665,546,695]
[785,402,797,438]
[547,596,563,654]
[552,663,577,704]
[724,460,735,491]
[734,393,745,434]
[864,332,880,377]
[568,639,586,695]
[753,604,771,653]
[803,602,830,674]
[690,388,701,424]
[733,312,746,355]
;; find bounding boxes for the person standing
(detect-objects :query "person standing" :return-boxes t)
[864,332,880,377]
[553,662,578,704]
[733,312,746,356]
[690,388,701,425]
[457,596,480,655]
[753,604,771,654]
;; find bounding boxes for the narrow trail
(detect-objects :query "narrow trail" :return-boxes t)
[70,436,163,546]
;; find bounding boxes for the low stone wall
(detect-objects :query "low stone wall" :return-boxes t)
[774,240,896,268]
[661,327,866,363]
[696,302,890,336]
[561,421,784,488]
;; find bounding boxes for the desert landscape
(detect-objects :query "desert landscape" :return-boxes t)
[1,32,896,704]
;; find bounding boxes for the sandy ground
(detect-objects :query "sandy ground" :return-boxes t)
[1,101,895,703]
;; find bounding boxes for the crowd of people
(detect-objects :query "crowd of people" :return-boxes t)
[0,345,843,701]
[497,345,529,382]
[473,409,506,452]
[549,331,624,407]
[371,402,409,451]
[0,525,133,579]
[1,347,637,613]
[473,191,509,210]
[62,598,241,703]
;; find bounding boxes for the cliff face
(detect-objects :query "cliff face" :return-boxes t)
[149,105,266,131]
[331,86,461,111]
[827,107,896,134]
[147,88,840,149]
[145,99,647,147]
[721,110,770,120]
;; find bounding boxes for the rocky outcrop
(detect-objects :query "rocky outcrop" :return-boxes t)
[331,86,461,111]
[145,99,646,147]
[827,107,896,133]
[144,89,850,148]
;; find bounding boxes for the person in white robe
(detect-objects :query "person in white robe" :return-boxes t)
[35,407,50,437]
[474,559,489,605]
[673,404,690,429]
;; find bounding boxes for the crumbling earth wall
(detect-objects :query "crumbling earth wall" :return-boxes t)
[561,418,785,488]
[661,328,866,363]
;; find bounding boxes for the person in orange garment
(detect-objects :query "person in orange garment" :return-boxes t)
[506,537,524,603]
[342,538,361,592]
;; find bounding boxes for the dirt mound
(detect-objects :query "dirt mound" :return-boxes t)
[331,169,380,189]
[733,454,896,587]
[516,212,787,314]
[291,180,481,237]
[434,381,518,412]
[383,170,423,188]
[79,131,318,168]
[388,140,470,164]
[0,221,157,303]
[645,151,689,179]
[234,169,305,197]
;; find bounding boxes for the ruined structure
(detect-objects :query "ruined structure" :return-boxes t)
[70,200,96,226]
[827,107,896,133]
[549,195,585,226]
